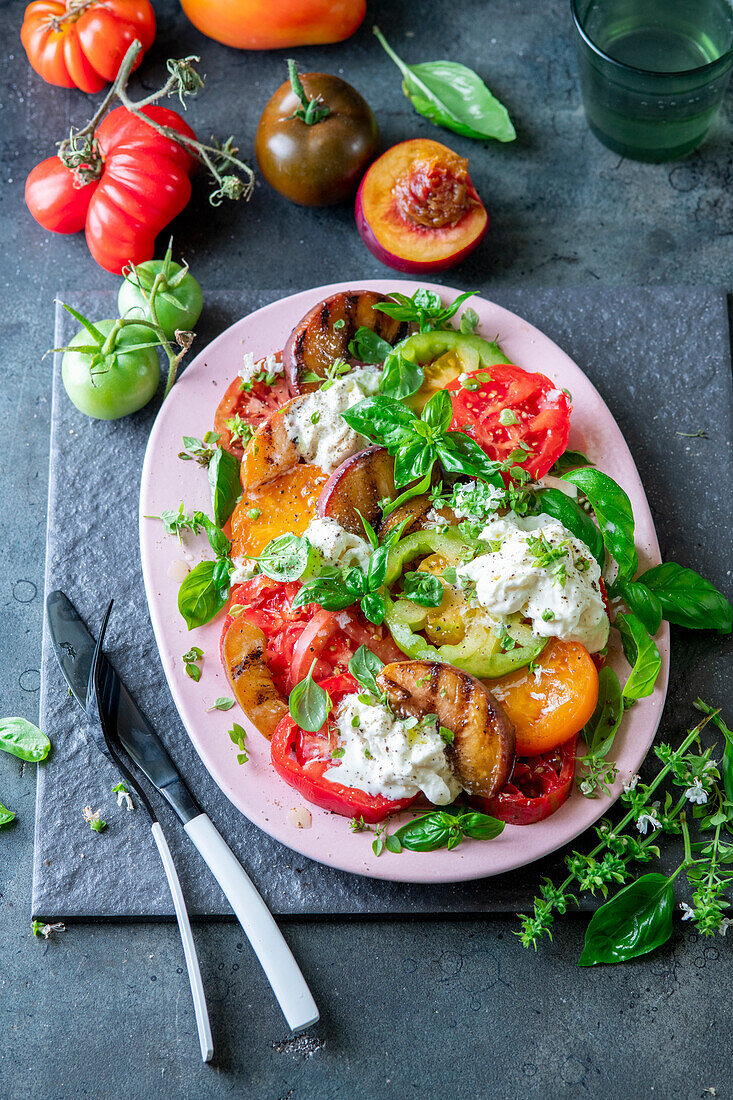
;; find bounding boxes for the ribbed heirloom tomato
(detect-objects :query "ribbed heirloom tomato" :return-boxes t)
[25,105,196,274]
[21,0,156,93]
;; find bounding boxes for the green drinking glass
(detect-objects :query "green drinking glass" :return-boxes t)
[571,0,733,162]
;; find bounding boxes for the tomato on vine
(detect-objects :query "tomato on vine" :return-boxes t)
[118,242,203,340]
[21,0,156,93]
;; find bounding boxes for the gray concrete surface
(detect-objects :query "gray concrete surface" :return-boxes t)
[1,0,732,1097]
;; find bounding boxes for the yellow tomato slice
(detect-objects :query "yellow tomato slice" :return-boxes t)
[489,638,599,756]
[229,463,327,558]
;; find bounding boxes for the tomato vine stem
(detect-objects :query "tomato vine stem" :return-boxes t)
[57,40,254,205]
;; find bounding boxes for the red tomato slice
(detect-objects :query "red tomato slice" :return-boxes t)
[271,673,418,823]
[220,577,396,696]
[471,736,577,825]
[446,364,571,479]
[214,352,293,459]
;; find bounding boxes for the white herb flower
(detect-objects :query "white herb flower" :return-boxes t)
[718,918,733,937]
[116,788,134,812]
[678,902,695,921]
[683,777,708,805]
[623,774,639,793]
[636,802,661,834]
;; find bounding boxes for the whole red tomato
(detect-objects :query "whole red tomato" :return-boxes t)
[21,0,156,93]
[25,105,197,274]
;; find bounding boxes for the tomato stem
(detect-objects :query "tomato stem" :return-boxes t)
[56,41,255,204]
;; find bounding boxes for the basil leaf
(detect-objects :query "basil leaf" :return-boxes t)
[620,580,663,636]
[578,873,674,966]
[0,717,51,762]
[422,389,453,433]
[615,612,662,700]
[379,349,424,400]
[367,544,390,590]
[193,511,231,558]
[348,326,393,364]
[562,468,637,583]
[534,488,605,569]
[0,801,15,827]
[381,471,433,521]
[394,440,435,488]
[208,697,235,711]
[208,447,240,527]
[460,307,479,334]
[402,571,444,608]
[722,739,733,809]
[178,560,228,629]
[550,450,593,476]
[438,432,503,484]
[360,592,386,626]
[292,576,353,613]
[637,562,731,634]
[394,813,452,852]
[373,289,477,332]
[374,27,515,143]
[582,666,623,757]
[289,663,331,732]
[341,397,417,450]
[212,556,234,600]
[348,645,384,695]
[258,534,311,582]
[458,812,504,840]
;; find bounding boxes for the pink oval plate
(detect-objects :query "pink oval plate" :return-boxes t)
[139,280,669,884]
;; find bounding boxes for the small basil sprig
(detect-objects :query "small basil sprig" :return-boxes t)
[0,801,15,828]
[615,612,662,700]
[379,808,505,854]
[562,467,637,584]
[579,873,675,966]
[401,571,444,608]
[532,487,605,569]
[348,327,393,364]
[373,288,478,333]
[178,431,220,467]
[343,390,502,490]
[373,27,515,143]
[208,445,240,527]
[577,667,624,797]
[289,661,331,732]
[348,645,385,696]
[0,718,51,762]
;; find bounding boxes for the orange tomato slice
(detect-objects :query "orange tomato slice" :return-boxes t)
[488,639,599,757]
[229,463,327,558]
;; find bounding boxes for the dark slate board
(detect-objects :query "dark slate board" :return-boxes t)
[33,285,733,920]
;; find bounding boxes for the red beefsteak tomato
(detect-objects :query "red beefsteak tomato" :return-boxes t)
[25,105,197,274]
[21,0,156,93]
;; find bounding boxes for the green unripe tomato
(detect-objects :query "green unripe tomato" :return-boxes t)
[62,321,160,420]
[118,261,203,340]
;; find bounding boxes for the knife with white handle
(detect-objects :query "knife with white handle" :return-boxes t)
[47,591,319,1036]
[185,814,318,1031]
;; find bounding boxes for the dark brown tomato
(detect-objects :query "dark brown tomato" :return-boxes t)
[214,351,292,459]
[255,73,379,207]
[284,290,407,392]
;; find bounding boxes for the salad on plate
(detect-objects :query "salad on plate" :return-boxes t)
[158,286,730,854]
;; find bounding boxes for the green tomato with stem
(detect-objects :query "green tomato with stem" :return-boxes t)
[118,247,203,340]
[61,311,161,420]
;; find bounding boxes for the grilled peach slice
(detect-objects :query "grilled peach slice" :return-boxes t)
[222,617,288,740]
[316,446,396,537]
[239,396,307,491]
[376,660,515,798]
[283,290,407,393]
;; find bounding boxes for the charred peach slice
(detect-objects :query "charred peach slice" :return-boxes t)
[355,138,488,273]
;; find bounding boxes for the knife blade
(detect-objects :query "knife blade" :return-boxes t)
[47,590,199,824]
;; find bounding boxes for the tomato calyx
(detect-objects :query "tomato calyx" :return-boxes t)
[287,59,330,126]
